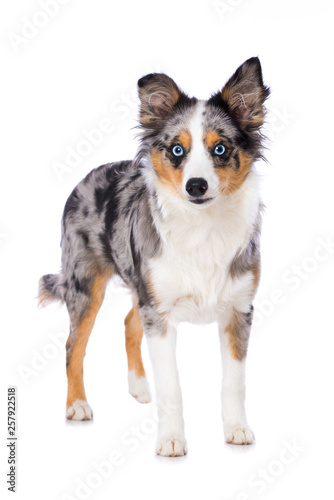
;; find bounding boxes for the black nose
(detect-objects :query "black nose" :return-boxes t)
[186,177,208,198]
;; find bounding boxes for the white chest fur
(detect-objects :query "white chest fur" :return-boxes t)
[148,172,261,324]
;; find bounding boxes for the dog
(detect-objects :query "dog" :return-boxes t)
[39,57,269,457]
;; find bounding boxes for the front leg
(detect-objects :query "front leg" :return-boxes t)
[145,322,187,457]
[219,306,255,445]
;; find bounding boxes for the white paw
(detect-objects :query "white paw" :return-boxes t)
[128,370,152,404]
[224,423,255,445]
[66,400,93,421]
[156,435,188,457]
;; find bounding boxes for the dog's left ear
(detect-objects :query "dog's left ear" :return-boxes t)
[137,73,182,128]
[221,57,270,130]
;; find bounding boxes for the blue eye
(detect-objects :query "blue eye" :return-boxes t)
[172,145,184,157]
[214,144,225,155]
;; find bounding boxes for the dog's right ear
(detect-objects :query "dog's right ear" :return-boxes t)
[137,73,182,128]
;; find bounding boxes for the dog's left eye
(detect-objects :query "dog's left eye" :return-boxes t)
[172,145,184,157]
[214,144,225,155]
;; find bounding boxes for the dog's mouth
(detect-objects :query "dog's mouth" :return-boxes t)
[189,197,213,205]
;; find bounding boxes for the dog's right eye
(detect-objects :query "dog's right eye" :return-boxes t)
[172,145,184,157]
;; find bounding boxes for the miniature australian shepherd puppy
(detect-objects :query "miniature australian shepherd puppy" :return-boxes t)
[39,57,270,457]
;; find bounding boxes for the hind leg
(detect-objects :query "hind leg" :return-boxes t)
[66,270,111,420]
[124,302,151,403]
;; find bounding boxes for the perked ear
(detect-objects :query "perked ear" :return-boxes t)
[137,73,182,128]
[221,57,270,130]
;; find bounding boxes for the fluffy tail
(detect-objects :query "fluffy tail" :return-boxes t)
[38,273,64,307]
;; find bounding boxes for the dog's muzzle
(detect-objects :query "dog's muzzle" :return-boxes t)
[186,177,212,205]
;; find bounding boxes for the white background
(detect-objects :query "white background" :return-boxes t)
[1,1,334,499]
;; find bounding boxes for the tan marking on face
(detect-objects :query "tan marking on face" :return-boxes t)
[124,302,146,378]
[66,269,112,411]
[216,151,253,195]
[178,130,192,150]
[225,309,249,361]
[204,130,221,148]
[150,149,183,195]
